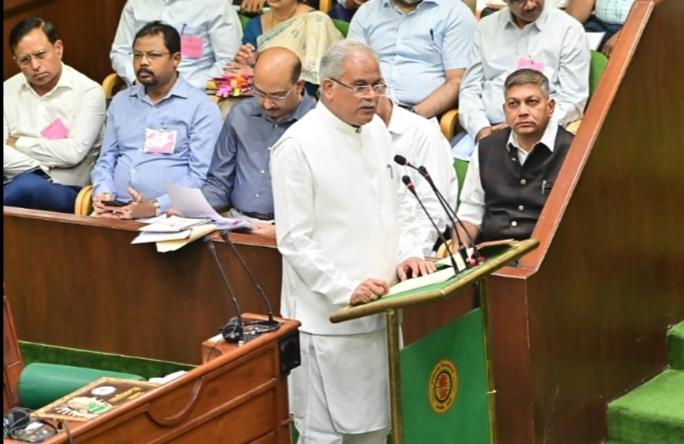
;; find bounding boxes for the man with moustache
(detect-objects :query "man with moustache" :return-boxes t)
[347,0,476,119]
[271,40,434,443]
[4,18,105,212]
[454,0,589,160]
[200,47,315,237]
[455,69,573,245]
[91,21,221,219]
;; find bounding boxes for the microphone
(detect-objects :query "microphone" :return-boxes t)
[416,165,482,266]
[401,176,460,273]
[217,230,279,333]
[394,155,481,266]
[204,236,243,343]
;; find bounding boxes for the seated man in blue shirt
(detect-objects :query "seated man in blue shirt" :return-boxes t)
[348,0,476,119]
[92,21,222,219]
[201,47,316,237]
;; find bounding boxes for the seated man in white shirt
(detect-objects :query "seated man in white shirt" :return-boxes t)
[375,95,458,255]
[4,17,105,213]
[455,0,589,161]
[456,69,574,244]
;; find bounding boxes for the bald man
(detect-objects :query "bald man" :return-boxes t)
[201,47,315,235]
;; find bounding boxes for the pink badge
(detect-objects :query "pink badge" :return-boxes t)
[40,117,70,140]
[144,128,177,154]
[516,57,545,73]
[181,35,204,59]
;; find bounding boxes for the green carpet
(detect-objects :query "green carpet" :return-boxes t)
[668,321,684,370]
[607,369,684,444]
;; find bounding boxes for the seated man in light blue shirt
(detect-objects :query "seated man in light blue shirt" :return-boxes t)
[92,21,222,219]
[201,47,315,237]
[455,0,589,160]
[348,0,476,119]
[567,0,635,57]
[110,0,243,90]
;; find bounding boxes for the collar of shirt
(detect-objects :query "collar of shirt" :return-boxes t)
[387,102,414,137]
[20,62,73,97]
[383,0,439,11]
[503,4,550,32]
[506,122,558,164]
[317,101,366,135]
[248,91,316,124]
[128,74,190,105]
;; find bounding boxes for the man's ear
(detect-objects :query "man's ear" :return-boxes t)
[172,52,182,68]
[547,98,556,116]
[296,79,306,95]
[54,39,64,60]
[321,79,335,101]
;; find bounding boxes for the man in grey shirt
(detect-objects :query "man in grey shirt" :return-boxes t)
[201,47,315,236]
[454,0,589,160]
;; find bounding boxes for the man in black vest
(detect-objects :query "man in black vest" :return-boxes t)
[455,68,574,244]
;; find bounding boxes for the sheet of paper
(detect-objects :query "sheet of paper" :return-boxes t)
[139,215,211,232]
[131,230,192,244]
[388,266,457,296]
[165,184,251,230]
[156,224,217,253]
[586,32,605,51]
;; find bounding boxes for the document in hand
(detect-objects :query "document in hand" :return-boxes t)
[139,215,212,233]
[165,184,251,231]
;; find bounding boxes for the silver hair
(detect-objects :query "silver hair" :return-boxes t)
[504,68,551,99]
[318,40,379,84]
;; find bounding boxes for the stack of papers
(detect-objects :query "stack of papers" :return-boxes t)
[132,216,217,252]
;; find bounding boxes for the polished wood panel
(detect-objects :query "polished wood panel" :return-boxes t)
[4,315,298,444]
[487,1,684,442]
[3,207,282,365]
[3,291,25,413]
[3,0,126,83]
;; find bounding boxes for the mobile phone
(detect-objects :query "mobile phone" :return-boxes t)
[101,199,128,207]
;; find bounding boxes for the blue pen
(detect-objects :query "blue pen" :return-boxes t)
[180,23,186,35]
[429,29,434,41]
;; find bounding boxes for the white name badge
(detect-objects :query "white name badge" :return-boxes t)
[144,128,177,154]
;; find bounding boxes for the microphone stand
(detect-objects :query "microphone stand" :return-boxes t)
[205,237,244,343]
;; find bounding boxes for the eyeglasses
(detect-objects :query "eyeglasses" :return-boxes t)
[15,49,49,67]
[330,78,387,97]
[251,84,296,102]
[132,51,170,62]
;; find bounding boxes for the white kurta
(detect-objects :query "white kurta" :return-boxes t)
[271,101,422,436]
[389,105,459,256]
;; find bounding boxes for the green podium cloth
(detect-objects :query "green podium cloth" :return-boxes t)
[19,363,144,409]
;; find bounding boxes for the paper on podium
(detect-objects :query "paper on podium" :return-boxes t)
[389,266,457,295]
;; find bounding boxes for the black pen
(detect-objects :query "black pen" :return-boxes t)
[429,29,434,41]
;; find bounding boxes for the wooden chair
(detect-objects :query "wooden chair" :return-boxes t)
[74,185,93,216]
[102,73,126,101]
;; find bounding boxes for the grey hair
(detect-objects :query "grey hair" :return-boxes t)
[504,68,551,99]
[319,40,379,84]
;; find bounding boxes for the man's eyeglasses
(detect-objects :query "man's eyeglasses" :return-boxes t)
[330,78,387,97]
[15,50,49,67]
[251,84,296,102]
[132,51,170,62]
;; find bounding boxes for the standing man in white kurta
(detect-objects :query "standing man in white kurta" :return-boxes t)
[270,40,435,443]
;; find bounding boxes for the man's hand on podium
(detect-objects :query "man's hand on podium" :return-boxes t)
[350,279,390,305]
[396,257,436,282]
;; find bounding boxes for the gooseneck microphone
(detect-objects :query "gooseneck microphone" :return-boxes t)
[402,176,460,273]
[205,236,243,343]
[394,154,481,265]
[217,230,279,333]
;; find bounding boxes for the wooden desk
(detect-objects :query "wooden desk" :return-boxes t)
[4,315,300,444]
[3,208,282,365]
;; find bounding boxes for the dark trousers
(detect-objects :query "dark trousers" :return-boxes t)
[4,171,81,213]
[584,15,624,50]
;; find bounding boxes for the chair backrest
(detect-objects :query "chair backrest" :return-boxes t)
[74,185,93,216]
[589,50,608,98]
[332,18,350,37]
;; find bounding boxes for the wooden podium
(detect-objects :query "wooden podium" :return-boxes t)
[330,239,539,444]
[3,314,300,444]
